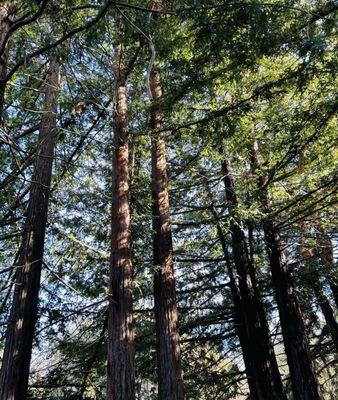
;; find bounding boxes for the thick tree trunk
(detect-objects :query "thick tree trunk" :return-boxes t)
[221,157,286,400]
[107,56,135,400]
[249,144,322,400]
[150,69,184,400]
[0,59,59,400]
[263,224,321,399]
[0,5,14,125]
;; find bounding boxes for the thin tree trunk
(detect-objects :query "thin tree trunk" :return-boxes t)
[79,316,108,400]
[318,231,338,309]
[211,205,258,400]
[221,157,286,400]
[249,143,322,400]
[150,69,184,400]
[0,59,59,400]
[0,4,14,125]
[302,227,338,353]
[107,48,135,400]
[314,286,338,353]
[329,283,338,310]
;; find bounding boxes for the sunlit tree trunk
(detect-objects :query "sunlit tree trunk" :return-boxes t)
[0,59,59,400]
[107,45,135,400]
[150,69,184,400]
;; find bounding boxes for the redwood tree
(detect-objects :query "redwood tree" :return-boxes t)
[107,44,135,400]
[0,59,60,400]
[220,154,286,400]
[249,144,322,400]
[150,68,185,400]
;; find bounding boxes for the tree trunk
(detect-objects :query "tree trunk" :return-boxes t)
[0,59,59,400]
[249,144,322,400]
[150,69,184,400]
[314,286,338,353]
[0,4,14,125]
[263,224,321,399]
[220,156,286,400]
[329,283,338,310]
[211,205,258,400]
[107,51,135,400]
[318,231,338,309]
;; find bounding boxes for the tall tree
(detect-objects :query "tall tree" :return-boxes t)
[107,43,135,400]
[0,58,60,400]
[211,204,259,399]
[249,143,322,400]
[220,151,286,400]
[150,68,185,400]
[299,224,338,353]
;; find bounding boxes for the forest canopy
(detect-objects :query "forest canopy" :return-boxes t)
[0,1,337,399]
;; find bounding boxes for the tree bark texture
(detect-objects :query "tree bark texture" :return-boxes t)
[150,69,184,400]
[107,52,135,400]
[0,59,59,400]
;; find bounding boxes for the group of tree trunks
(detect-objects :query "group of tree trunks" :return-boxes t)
[0,3,336,400]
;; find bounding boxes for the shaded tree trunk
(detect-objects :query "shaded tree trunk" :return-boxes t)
[314,286,338,353]
[301,227,338,353]
[249,144,322,400]
[221,156,286,400]
[150,69,184,400]
[318,231,338,309]
[0,4,14,125]
[329,283,338,310]
[0,59,60,400]
[107,48,135,400]
[211,205,259,400]
[263,224,321,399]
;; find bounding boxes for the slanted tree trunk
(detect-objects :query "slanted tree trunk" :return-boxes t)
[220,156,286,400]
[263,224,321,399]
[301,227,338,353]
[314,286,338,353]
[150,69,184,400]
[249,143,322,400]
[210,205,258,400]
[107,46,135,400]
[0,4,14,125]
[0,59,59,400]
[329,282,338,310]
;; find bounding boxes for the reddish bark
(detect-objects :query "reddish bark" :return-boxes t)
[107,50,135,400]
[150,69,184,400]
